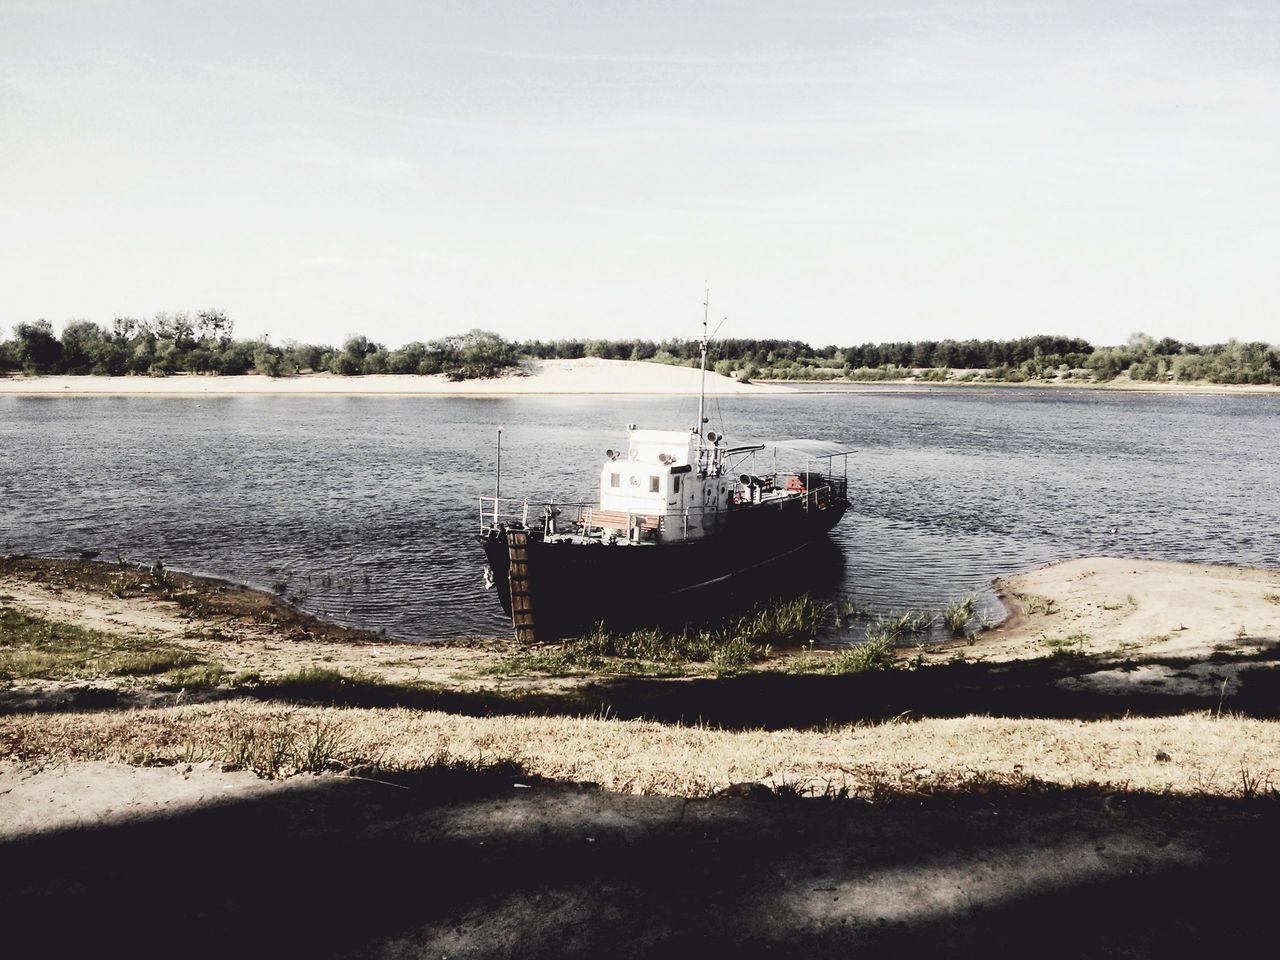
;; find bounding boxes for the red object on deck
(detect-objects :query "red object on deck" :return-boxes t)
[784,475,806,492]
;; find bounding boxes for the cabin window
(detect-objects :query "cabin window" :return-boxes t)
[610,473,620,488]
[649,476,660,493]
[673,476,681,494]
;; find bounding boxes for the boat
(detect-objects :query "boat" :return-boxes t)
[478,300,851,641]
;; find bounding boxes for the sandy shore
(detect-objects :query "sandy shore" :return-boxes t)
[2,553,1277,786]
[977,556,1280,685]
[6,365,1277,397]
[0,358,792,397]
[767,376,1280,395]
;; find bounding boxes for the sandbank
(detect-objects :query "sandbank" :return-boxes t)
[766,375,1280,395]
[0,357,792,397]
[978,556,1280,686]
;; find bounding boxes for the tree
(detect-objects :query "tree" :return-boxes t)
[59,320,108,374]
[253,339,284,377]
[11,320,62,374]
[282,341,325,374]
[457,329,517,377]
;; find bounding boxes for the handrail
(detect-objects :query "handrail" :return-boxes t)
[479,472,848,537]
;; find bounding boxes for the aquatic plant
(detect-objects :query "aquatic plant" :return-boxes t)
[867,609,933,643]
[943,595,977,635]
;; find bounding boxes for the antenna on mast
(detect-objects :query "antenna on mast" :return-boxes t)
[697,286,709,462]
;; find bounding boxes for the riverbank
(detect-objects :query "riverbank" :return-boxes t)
[3,554,1278,788]
[8,363,1280,397]
[759,372,1280,395]
[0,358,791,396]
[4,553,1278,955]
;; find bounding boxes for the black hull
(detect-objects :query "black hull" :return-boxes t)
[482,499,847,639]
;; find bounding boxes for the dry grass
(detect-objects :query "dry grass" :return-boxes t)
[2,703,1278,797]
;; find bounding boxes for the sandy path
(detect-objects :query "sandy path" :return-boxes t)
[0,358,792,396]
[0,759,300,835]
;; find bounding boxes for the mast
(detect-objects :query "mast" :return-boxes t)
[494,426,502,526]
[697,287,709,463]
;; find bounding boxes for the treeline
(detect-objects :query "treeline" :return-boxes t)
[517,335,1096,376]
[516,332,1279,385]
[2,316,1277,385]
[0,314,518,380]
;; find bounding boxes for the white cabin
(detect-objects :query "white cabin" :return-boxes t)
[597,426,731,542]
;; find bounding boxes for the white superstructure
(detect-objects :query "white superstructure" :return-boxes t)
[597,426,732,542]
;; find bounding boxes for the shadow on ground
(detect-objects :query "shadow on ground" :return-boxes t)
[3,768,1277,959]
[6,642,1279,729]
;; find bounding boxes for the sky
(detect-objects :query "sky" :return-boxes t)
[1,0,1277,348]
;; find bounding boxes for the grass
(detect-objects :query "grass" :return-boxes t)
[154,664,233,689]
[1043,633,1091,655]
[247,666,395,696]
[781,633,897,675]
[943,595,976,635]
[0,604,219,685]
[5,702,1279,798]
[483,593,993,678]
[867,610,933,643]
[1023,595,1059,616]
[241,666,443,707]
[484,596,831,677]
[219,715,357,777]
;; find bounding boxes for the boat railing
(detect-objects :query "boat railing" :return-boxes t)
[479,497,605,535]
[745,472,847,508]
[819,474,849,503]
[478,496,535,533]
[482,473,848,539]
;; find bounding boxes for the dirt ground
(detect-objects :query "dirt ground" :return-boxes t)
[3,554,1279,957]
[2,760,1277,959]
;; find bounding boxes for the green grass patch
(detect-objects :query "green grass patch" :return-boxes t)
[245,666,437,706]
[153,664,232,689]
[258,666,390,693]
[482,650,686,678]
[0,604,216,683]
[483,596,830,678]
[780,634,897,675]
[103,648,202,677]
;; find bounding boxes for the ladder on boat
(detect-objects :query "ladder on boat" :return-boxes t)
[506,528,537,642]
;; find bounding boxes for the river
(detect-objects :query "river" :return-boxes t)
[2,387,1277,642]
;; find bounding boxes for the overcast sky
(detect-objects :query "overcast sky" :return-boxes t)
[2,1,1277,347]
